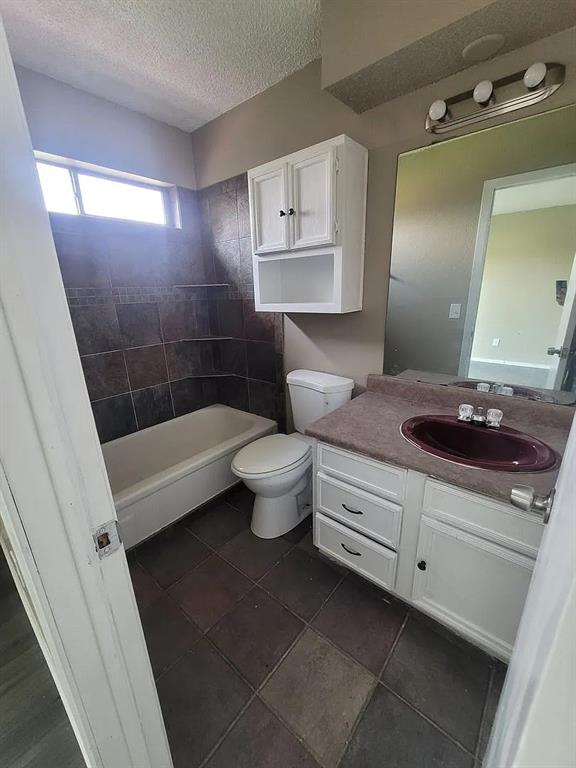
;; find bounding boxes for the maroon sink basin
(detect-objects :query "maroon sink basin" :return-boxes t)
[400,415,557,472]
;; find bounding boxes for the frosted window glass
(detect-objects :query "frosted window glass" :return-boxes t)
[37,163,78,215]
[78,174,166,225]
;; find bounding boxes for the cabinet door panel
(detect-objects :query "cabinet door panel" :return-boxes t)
[250,165,288,253]
[290,149,334,249]
[413,516,534,659]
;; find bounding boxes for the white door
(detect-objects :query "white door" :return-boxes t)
[289,148,335,250]
[0,19,172,768]
[249,164,289,253]
[546,251,576,389]
[486,413,576,767]
[412,516,535,659]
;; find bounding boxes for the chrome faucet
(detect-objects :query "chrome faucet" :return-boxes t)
[458,404,503,428]
[471,406,486,426]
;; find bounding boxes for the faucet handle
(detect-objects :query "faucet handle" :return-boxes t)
[458,403,474,422]
[487,408,503,429]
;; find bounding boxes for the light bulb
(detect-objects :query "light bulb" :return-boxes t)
[428,100,448,122]
[523,62,547,89]
[473,80,494,106]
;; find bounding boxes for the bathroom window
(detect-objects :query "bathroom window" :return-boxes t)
[36,156,177,226]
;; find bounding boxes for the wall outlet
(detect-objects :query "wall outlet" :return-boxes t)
[449,303,461,319]
[492,337,500,347]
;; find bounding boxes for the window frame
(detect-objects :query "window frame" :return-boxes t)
[35,157,179,228]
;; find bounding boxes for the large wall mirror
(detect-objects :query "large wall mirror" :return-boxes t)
[384,105,576,404]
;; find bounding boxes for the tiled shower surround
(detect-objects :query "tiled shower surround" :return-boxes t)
[52,175,285,443]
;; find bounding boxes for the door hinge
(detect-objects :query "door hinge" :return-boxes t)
[335,156,340,174]
[93,520,122,559]
[334,219,340,235]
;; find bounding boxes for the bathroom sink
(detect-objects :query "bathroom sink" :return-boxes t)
[400,415,557,472]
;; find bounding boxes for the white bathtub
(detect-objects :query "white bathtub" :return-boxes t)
[102,404,277,549]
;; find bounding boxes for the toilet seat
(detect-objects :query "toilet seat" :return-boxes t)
[232,434,311,478]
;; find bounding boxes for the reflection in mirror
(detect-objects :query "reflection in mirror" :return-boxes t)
[384,105,576,404]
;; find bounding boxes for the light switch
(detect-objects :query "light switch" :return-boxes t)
[492,337,500,347]
[449,303,461,319]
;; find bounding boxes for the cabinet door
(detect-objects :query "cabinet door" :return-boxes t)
[249,164,289,253]
[412,516,535,660]
[289,149,335,250]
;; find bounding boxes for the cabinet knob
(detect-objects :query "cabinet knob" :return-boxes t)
[417,560,427,571]
[279,209,286,217]
[288,207,295,215]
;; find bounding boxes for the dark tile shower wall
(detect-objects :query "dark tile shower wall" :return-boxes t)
[52,180,285,444]
[200,173,285,430]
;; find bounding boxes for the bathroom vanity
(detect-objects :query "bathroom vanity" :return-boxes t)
[307,375,572,661]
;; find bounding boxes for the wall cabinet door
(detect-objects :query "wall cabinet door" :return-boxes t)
[289,149,335,250]
[250,165,289,253]
[412,516,535,660]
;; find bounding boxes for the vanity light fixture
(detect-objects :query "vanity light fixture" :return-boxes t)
[473,80,494,107]
[425,62,565,135]
[523,62,547,89]
[428,99,450,122]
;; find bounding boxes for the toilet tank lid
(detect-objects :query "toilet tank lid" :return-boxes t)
[287,369,354,394]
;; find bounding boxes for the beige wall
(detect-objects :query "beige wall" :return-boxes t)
[472,206,576,365]
[16,66,197,188]
[321,0,492,87]
[191,28,576,386]
[385,107,576,376]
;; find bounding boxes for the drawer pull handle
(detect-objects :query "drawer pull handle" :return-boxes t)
[342,503,363,515]
[417,560,427,571]
[341,543,362,557]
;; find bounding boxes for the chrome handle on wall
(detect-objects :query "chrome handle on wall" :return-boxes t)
[342,503,363,515]
[510,486,555,524]
[341,543,362,557]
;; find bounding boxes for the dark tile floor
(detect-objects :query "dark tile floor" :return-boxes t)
[129,485,506,768]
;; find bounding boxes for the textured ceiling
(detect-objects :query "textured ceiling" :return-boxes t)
[0,0,320,131]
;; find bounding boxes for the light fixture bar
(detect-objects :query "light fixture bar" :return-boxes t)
[425,63,565,135]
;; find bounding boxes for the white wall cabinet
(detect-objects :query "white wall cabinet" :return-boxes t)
[248,135,368,313]
[313,441,544,660]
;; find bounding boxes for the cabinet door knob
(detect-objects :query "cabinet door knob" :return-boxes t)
[279,209,286,217]
[288,207,295,215]
[417,560,427,571]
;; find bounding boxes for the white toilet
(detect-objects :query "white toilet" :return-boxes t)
[232,370,354,538]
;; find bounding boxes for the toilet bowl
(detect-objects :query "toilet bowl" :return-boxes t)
[231,433,313,539]
[231,369,355,539]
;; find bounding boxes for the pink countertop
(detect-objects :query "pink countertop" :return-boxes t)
[306,375,573,503]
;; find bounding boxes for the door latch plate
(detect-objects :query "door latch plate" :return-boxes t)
[93,520,122,559]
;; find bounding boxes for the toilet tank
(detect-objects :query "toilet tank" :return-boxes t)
[287,370,354,433]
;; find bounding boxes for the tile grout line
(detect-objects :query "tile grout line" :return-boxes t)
[334,604,412,767]
[379,680,478,759]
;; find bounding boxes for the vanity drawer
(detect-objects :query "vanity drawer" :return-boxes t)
[317,442,406,502]
[317,472,402,549]
[316,513,397,591]
[423,479,544,557]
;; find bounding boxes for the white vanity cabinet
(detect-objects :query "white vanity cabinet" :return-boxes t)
[314,443,407,592]
[313,442,544,660]
[248,135,368,313]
